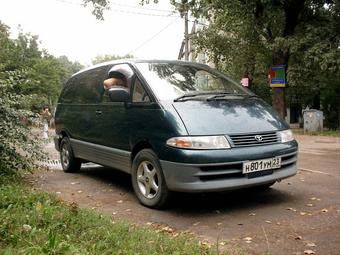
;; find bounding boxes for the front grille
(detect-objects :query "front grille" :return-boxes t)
[228,132,279,147]
[196,151,297,182]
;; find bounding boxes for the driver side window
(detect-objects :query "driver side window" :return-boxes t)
[132,78,150,103]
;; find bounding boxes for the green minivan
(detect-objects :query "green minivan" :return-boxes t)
[54,60,298,208]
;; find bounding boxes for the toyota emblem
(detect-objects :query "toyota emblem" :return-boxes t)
[254,135,263,142]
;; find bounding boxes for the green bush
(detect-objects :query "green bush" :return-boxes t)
[0,70,44,176]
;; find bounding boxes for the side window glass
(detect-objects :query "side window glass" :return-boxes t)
[132,78,150,103]
[59,77,77,103]
[75,67,107,104]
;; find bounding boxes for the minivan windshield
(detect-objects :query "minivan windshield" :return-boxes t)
[135,62,252,101]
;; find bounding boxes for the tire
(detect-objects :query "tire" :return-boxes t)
[131,149,169,209]
[60,137,81,173]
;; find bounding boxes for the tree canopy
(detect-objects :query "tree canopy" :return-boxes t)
[0,21,84,111]
[185,0,339,127]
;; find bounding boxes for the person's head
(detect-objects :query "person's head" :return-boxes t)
[103,71,127,90]
[43,106,49,111]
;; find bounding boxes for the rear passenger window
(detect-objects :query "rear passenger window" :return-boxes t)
[132,78,150,103]
[75,66,108,104]
[59,77,77,103]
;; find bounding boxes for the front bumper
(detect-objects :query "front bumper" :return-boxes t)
[160,142,298,192]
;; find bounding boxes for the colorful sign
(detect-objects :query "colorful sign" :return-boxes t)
[269,65,286,88]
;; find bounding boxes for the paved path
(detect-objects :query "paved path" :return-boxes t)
[32,135,340,255]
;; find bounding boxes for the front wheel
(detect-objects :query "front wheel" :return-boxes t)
[60,137,81,173]
[131,149,169,209]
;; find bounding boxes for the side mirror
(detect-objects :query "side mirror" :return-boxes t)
[108,87,130,102]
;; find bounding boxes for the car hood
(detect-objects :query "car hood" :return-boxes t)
[172,98,288,135]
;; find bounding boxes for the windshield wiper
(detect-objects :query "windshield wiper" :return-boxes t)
[206,93,251,101]
[174,92,255,102]
[174,93,199,102]
[174,92,220,102]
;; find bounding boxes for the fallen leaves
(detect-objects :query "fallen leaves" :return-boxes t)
[243,237,252,243]
[306,242,316,247]
[22,224,32,232]
[161,226,174,233]
[199,240,212,248]
[35,202,43,211]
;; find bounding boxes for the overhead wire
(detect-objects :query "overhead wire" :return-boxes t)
[53,0,179,18]
[52,0,208,54]
[110,1,175,13]
[127,17,181,55]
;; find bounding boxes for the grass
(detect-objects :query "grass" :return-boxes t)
[0,175,219,255]
[292,128,340,137]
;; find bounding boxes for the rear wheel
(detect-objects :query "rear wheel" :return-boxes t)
[131,149,169,208]
[60,137,81,173]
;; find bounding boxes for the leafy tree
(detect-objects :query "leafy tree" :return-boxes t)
[0,21,84,112]
[175,0,340,127]
[0,21,86,176]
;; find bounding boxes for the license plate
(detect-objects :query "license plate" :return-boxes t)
[242,157,281,174]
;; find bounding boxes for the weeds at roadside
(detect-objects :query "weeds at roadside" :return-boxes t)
[0,175,221,255]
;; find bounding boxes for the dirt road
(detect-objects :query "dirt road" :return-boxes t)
[31,135,340,255]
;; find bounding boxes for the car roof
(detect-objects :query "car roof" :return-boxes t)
[72,59,211,77]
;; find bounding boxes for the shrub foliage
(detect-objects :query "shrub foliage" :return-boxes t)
[0,70,44,176]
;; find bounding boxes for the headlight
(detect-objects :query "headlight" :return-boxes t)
[166,136,231,150]
[278,129,294,143]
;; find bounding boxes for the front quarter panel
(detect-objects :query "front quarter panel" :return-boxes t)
[128,102,188,155]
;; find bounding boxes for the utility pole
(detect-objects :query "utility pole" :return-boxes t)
[175,0,189,60]
[184,9,189,60]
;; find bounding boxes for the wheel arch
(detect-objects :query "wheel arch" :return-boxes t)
[131,141,154,163]
[55,130,71,151]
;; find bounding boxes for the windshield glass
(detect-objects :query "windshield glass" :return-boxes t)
[135,62,251,100]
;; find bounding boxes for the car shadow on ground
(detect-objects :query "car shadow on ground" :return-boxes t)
[78,165,295,214]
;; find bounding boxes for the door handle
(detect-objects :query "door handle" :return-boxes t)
[95,110,102,115]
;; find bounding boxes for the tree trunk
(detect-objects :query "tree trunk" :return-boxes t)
[271,50,289,118]
[271,0,305,119]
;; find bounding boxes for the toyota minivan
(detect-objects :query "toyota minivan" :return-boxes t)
[54,60,298,208]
